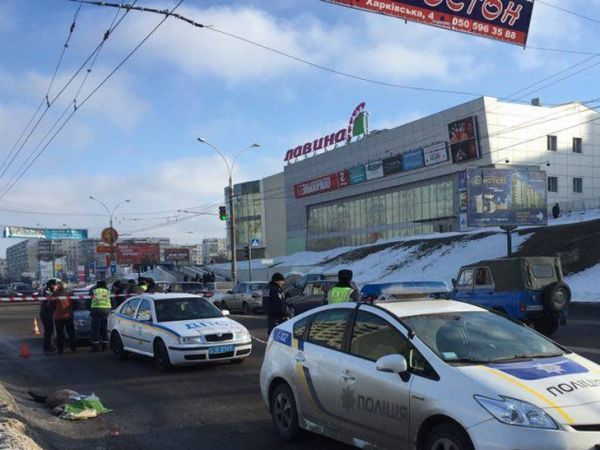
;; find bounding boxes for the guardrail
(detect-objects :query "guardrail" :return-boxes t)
[0,293,133,303]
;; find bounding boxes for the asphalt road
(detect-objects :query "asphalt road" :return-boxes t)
[0,303,598,450]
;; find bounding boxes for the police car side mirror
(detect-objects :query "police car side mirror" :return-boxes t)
[222,310,230,316]
[376,354,408,375]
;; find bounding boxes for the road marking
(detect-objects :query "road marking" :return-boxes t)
[251,335,268,345]
[568,346,600,355]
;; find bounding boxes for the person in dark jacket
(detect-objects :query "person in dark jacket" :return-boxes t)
[48,282,78,354]
[40,279,58,352]
[552,203,560,219]
[110,280,126,309]
[265,273,287,336]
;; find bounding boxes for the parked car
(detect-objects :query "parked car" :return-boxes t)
[360,281,451,303]
[73,303,92,344]
[0,283,9,298]
[451,257,571,336]
[164,282,205,295]
[218,282,269,315]
[283,273,326,298]
[200,282,233,302]
[285,280,334,318]
[9,282,36,297]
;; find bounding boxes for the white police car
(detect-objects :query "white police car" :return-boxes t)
[108,293,252,370]
[260,300,600,449]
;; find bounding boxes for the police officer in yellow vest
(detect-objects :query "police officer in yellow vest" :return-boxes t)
[89,280,112,352]
[327,270,359,304]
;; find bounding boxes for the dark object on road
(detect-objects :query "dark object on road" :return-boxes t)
[29,389,79,410]
[552,202,560,219]
[452,257,571,335]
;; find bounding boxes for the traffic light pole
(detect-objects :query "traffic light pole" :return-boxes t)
[248,242,253,282]
[228,175,237,285]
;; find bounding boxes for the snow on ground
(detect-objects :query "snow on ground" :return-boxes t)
[565,265,600,302]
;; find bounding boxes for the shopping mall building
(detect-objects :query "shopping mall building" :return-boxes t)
[230,96,600,256]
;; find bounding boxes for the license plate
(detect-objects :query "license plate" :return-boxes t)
[208,344,234,355]
[527,305,543,311]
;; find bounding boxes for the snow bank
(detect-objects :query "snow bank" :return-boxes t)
[565,265,600,302]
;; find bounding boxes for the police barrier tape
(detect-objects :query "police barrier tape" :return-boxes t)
[0,293,135,303]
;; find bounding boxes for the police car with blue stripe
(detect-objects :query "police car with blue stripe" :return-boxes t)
[260,299,600,449]
[108,294,252,370]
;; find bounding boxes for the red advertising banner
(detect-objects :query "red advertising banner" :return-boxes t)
[116,243,160,265]
[294,174,339,198]
[164,247,190,262]
[322,0,534,46]
[338,169,350,187]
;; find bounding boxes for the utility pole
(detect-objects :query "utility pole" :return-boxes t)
[248,242,253,282]
[197,138,260,286]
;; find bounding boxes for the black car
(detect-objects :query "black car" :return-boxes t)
[9,283,37,297]
[285,281,334,318]
[283,273,327,299]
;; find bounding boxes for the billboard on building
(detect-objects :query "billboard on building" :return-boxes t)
[164,247,190,263]
[349,165,367,184]
[423,142,448,166]
[2,226,88,240]
[467,168,547,227]
[321,0,535,46]
[402,148,425,171]
[337,169,350,187]
[448,117,480,164]
[366,159,384,180]
[116,243,160,265]
[294,174,339,198]
[382,155,403,176]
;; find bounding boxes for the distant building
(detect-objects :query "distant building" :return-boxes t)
[202,238,227,264]
[0,258,8,281]
[6,240,40,281]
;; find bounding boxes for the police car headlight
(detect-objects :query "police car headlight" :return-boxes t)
[474,395,558,429]
[234,330,251,341]
[179,336,203,345]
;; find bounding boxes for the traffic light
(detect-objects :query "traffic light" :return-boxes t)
[218,206,228,221]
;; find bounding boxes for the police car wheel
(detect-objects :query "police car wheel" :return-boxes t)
[153,339,172,371]
[110,332,129,361]
[423,422,473,450]
[271,384,301,441]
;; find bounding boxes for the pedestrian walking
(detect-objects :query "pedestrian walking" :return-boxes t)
[327,270,359,304]
[40,279,57,352]
[49,282,78,354]
[89,281,111,352]
[265,273,287,336]
[552,202,560,219]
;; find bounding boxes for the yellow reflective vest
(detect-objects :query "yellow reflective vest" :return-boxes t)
[327,287,354,304]
[91,288,111,309]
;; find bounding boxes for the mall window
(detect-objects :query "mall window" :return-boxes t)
[573,177,583,194]
[547,135,557,151]
[573,137,583,154]
[306,179,453,251]
[548,176,558,193]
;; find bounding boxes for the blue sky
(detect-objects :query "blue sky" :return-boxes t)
[0,0,599,256]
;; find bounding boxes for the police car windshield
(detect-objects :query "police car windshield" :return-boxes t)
[154,297,222,322]
[403,311,564,365]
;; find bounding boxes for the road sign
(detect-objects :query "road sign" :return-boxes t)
[110,261,117,275]
[101,227,119,245]
[250,239,260,248]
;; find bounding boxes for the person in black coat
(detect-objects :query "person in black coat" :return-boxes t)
[264,273,286,336]
[40,279,58,352]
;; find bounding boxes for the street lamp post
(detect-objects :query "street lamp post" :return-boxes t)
[89,196,131,276]
[196,138,260,285]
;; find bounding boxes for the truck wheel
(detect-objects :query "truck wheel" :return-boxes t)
[542,282,571,312]
[534,316,560,336]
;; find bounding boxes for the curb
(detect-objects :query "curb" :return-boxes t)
[0,384,43,450]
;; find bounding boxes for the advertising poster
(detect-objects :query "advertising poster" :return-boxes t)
[294,174,339,198]
[382,155,403,176]
[458,171,467,192]
[2,226,88,240]
[459,192,468,213]
[322,0,535,46]
[423,142,448,166]
[349,164,367,184]
[45,228,88,240]
[448,117,480,164]
[164,248,190,263]
[116,243,160,265]
[402,148,425,171]
[366,159,384,180]
[467,168,547,227]
[337,169,350,187]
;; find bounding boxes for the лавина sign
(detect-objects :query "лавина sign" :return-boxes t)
[322,0,535,46]
[284,103,368,162]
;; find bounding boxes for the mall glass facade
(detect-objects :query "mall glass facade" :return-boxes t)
[226,181,263,250]
[306,178,454,251]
